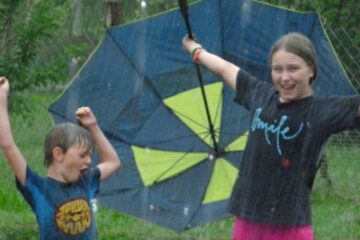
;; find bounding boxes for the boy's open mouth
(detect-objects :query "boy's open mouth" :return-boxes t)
[80,168,88,175]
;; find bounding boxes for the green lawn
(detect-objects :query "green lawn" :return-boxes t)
[0,91,359,239]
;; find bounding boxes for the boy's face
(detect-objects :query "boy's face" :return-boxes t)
[59,143,92,183]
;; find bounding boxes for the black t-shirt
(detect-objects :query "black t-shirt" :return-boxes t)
[228,70,360,226]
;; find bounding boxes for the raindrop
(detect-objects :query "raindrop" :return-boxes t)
[183,207,189,216]
[90,198,98,213]
[141,0,147,9]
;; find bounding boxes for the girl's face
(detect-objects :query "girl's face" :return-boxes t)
[271,50,314,103]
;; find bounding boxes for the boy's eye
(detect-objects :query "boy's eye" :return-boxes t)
[79,152,89,158]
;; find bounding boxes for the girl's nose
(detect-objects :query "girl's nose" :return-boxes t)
[280,71,290,81]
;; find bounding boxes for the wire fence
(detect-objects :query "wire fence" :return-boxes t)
[327,28,360,93]
[326,27,360,147]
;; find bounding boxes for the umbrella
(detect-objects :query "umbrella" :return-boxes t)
[48,0,354,232]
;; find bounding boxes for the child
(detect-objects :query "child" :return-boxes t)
[0,76,121,239]
[183,33,360,240]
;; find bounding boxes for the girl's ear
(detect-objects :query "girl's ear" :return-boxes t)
[52,146,64,162]
[309,75,314,85]
[308,64,315,85]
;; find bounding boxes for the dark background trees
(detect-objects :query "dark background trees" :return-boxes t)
[0,0,359,112]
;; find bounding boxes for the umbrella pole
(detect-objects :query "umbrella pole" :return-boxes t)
[178,0,219,153]
[195,65,219,153]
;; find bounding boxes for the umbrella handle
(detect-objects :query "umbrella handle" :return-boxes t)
[178,0,194,39]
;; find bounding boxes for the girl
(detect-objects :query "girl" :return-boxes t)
[183,32,360,240]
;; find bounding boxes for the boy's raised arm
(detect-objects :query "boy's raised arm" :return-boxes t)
[76,107,121,181]
[0,77,27,186]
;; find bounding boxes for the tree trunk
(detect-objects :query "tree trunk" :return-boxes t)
[105,1,123,28]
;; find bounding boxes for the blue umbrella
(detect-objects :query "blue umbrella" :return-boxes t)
[48,0,354,231]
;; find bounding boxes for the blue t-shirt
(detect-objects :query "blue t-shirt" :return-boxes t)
[228,70,360,226]
[16,167,100,240]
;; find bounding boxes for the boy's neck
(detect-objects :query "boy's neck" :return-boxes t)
[47,166,66,183]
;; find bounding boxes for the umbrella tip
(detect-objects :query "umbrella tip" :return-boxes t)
[208,153,215,161]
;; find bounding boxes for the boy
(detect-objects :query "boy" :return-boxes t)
[0,76,121,239]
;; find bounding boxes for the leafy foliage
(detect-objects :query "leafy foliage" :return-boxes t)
[0,0,359,114]
[262,0,360,42]
[0,1,92,113]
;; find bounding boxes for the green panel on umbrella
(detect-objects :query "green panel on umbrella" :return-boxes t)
[163,82,223,147]
[226,131,249,151]
[132,145,208,186]
[202,157,238,204]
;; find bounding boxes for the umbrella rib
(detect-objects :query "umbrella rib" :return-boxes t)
[212,87,223,132]
[167,109,220,149]
[219,131,244,137]
[152,143,208,184]
[140,133,209,146]
[107,29,178,111]
[104,122,218,150]
[169,108,209,130]
[102,129,133,146]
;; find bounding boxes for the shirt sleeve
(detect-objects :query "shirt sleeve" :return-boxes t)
[15,167,40,212]
[234,70,272,110]
[318,95,360,134]
[89,167,101,196]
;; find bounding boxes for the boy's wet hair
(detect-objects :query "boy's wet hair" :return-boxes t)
[269,32,317,84]
[44,122,94,167]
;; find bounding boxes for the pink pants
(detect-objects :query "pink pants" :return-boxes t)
[232,217,314,240]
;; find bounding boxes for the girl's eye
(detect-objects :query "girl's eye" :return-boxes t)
[272,66,282,73]
[288,65,299,72]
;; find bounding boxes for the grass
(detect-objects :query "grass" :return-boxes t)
[312,145,360,239]
[0,90,359,239]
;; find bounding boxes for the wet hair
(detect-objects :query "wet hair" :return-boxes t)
[44,122,94,167]
[269,32,317,84]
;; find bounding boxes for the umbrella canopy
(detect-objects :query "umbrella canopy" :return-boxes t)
[48,0,355,232]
